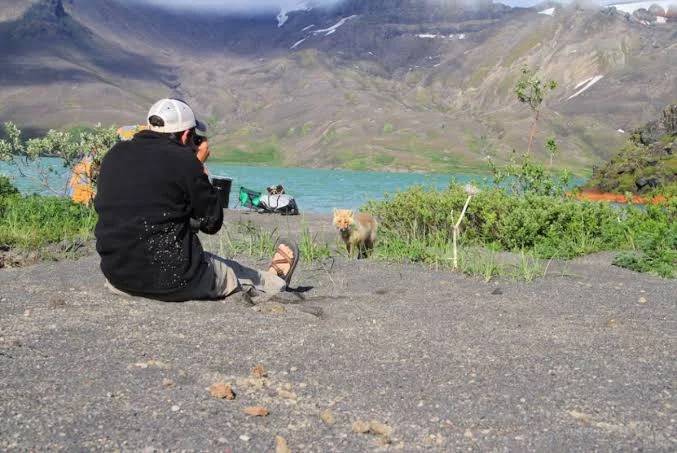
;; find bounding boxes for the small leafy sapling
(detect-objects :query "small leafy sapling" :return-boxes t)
[515,65,558,155]
[545,136,559,168]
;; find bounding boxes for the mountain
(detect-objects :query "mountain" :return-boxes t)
[0,0,676,173]
[0,0,174,135]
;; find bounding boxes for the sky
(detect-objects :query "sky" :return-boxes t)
[120,0,550,13]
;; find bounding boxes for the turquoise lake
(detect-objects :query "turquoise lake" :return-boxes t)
[0,158,584,213]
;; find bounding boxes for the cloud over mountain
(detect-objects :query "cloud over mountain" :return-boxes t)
[117,0,340,13]
[116,0,539,13]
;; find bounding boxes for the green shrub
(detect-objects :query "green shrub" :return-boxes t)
[612,201,677,278]
[613,249,676,278]
[366,185,624,259]
[664,156,677,173]
[0,194,97,249]
[496,195,624,258]
[489,153,572,197]
[365,184,466,244]
[365,180,675,278]
[659,134,674,145]
[0,175,18,198]
[617,173,636,192]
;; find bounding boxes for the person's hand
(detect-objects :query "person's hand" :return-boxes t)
[195,139,210,165]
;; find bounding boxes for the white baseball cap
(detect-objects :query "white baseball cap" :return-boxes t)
[146,98,207,136]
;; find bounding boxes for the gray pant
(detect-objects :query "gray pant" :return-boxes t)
[106,252,286,302]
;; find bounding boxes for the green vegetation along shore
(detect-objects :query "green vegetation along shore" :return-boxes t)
[1,82,674,277]
[2,159,675,277]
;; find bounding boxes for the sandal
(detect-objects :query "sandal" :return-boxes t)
[269,238,300,285]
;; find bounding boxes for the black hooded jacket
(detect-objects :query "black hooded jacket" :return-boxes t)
[94,130,223,296]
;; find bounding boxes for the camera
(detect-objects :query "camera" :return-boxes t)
[193,134,205,147]
[188,131,205,153]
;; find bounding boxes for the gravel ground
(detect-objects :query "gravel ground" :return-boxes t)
[1,211,675,452]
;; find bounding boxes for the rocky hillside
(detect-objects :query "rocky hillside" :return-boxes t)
[587,103,676,193]
[1,0,676,172]
[0,0,171,136]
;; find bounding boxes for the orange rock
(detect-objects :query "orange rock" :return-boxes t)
[275,435,291,453]
[320,409,336,425]
[352,420,371,433]
[209,382,235,400]
[244,405,270,416]
[252,366,268,378]
[278,389,297,400]
[369,420,393,437]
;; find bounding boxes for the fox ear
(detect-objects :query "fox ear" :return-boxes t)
[333,208,338,215]
[349,209,354,216]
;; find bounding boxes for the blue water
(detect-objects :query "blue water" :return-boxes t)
[1,158,586,213]
[0,157,72,196]
[206,165,482,213]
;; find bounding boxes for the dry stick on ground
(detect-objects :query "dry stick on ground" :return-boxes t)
[452,196,471,270]
[452,184,481,270]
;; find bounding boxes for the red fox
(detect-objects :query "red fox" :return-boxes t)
[332,209,378,259]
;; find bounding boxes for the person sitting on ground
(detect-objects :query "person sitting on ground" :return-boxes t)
[93,98,299,302]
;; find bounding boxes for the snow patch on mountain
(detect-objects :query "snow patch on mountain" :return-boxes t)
[538,7,555,16]
[575,76,594,89]
[277,1,312,28]
[568,75,604,100]
[290,38,307,49]
[288,15,358,50]
[416,33,466,40]
[312,15,358,36]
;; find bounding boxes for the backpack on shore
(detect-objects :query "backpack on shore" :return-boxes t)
[237,185,299,215]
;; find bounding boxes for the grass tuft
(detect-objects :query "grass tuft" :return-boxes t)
[0,193,97,250]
